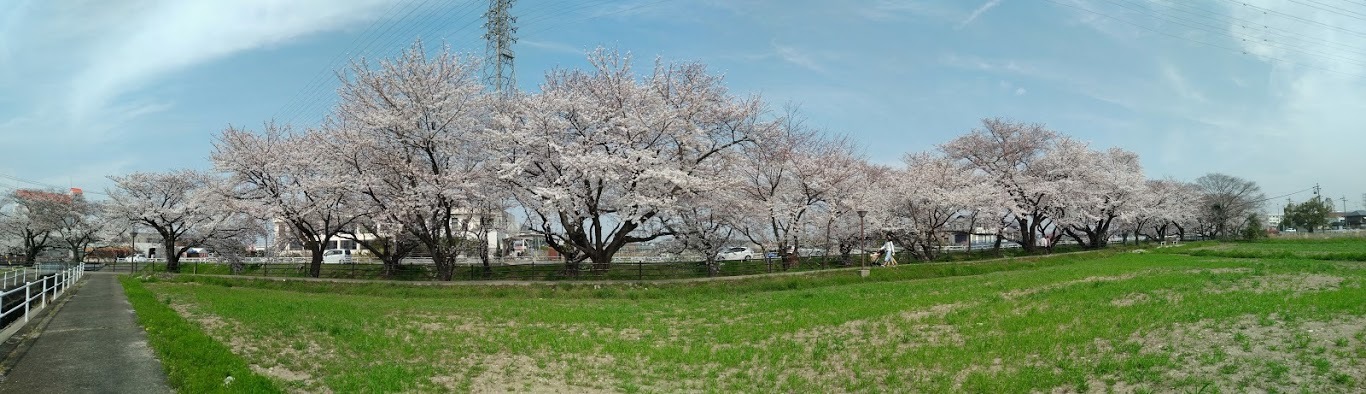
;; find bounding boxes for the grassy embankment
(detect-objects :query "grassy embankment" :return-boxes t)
[125,239,1366,392]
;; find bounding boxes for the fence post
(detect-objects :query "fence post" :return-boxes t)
[638,261,643,281]
[351,260,356,279]
[23,283,30,322]
[41,277,47,308]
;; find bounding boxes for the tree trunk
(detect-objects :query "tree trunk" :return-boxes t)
[1017,217,1037,253]
[162,238,181,273]
[705,256,720,276]
[308,247,324,278]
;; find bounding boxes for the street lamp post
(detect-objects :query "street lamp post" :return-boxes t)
[857,210,867,269]
[130,229,138,273]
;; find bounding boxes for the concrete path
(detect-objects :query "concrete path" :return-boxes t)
[0,271,172,393]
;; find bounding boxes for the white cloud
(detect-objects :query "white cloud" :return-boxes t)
[65,0,398,121]
[1014,87,1027,96]
[0,0,401,192]
[958,0,1003,29]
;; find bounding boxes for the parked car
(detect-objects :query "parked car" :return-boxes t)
[117,254,149,263]
[322,249,353,264]
[716,247,755,261]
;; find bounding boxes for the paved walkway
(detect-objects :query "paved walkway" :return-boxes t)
[0,271,171,393]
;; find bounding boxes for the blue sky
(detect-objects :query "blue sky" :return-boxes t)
[1,0,1363,211]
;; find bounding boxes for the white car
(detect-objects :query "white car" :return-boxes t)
[322,249,354,264]
[716,247,755,261]
[118,255,149,263]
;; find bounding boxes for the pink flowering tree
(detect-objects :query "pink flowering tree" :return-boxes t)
[495,49,765,273]
[105,170,260,272]
[213,123,362,278]
[940,118,1063,252]
[327,41,502,281]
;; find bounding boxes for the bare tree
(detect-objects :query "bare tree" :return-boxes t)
[1194,173,1265,239]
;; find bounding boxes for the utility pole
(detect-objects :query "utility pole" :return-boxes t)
[1313,183,1320,198]
[484,0,517,97]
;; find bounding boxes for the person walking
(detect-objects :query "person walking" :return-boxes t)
[878,239,897,267]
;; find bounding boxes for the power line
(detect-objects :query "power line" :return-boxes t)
[1143,0,1366,59]
[272,0,422,123]
[1219,0,1366,40]
[1044,0,1366,80]
[276,0,447,126]
[519,0,673,38]
[279,1,490,126]
[1254,186,1315,204]
[1102,0,1366,70]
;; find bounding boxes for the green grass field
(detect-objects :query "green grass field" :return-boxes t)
[1177,236,1366,261]
[127,240,1366,393]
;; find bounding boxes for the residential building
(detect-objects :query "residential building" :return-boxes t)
[268,209,519,257]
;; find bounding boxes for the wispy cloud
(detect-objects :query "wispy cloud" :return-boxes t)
[66,0,397,121]
[522,39,587,56]
[771,41,826,72]
[0,0,399,191]
[857,0,960,22]
[958,0,1003,29]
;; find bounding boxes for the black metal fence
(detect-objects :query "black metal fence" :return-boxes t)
[116,255,870,282]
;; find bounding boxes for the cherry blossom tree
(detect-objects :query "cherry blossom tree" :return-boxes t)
[0,190,66,263]
[875,152,1003,261]
[941,118,1062,252]
[106,170,260,272]
[814,163,890,266]
[1126,179,1200,243]
[733,110,864,269]
[328,41,500,281]
[1044,141,1146,249]
[495,49,765,273]
[213,122,362,278]
[54,194,109,263]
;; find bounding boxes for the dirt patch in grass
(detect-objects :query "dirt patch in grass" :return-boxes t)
[1206,273,1345,295]
[1110,292,1151,307]
[1002,273,1140,300]
[1130,314,1366,393]
[463,353,619,393]
[1184,267,1253,275]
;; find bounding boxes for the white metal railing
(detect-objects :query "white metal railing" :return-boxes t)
[0,263,86,343]
[0,267,41,288]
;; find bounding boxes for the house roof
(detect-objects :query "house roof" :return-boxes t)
[1345,210,1366,217]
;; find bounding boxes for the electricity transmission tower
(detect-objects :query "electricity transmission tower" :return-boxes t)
[484,0,517,97]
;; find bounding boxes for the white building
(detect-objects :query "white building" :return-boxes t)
[268,209,519,257]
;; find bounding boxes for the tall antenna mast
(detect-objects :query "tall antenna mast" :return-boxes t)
[484,0,517,97]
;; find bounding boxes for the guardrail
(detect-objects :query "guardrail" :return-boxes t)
[0,267,42,288]
[0,263,85,343]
